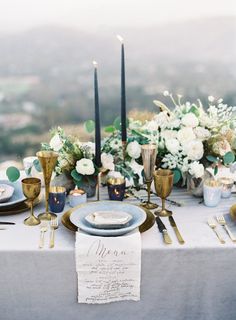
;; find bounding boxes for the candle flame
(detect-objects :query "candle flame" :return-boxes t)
[116,34,124,43]
[92,60,98,68]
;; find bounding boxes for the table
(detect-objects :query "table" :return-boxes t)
[1,175,236,320]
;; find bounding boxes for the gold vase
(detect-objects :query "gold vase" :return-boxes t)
[140,144,158,209]
[154,169,173,217]
[36,151,59,220]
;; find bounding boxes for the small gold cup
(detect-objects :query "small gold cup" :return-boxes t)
[141,144,158,209]
[22,177,41,226]
[154,169,174,217]
[36,151,58,220]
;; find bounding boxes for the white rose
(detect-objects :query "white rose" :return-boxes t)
[76,158,95,175]
[183,140,204,161]
[101,153,115,171]
[49,134,63,151]
[189,161,204,178]
[194,127,211,141]
[165,138,180,154]
[126,141,141,159]
[161,130,178,140]
[177,127,196,145]
[212,140,232,156]
[181,113,199,128]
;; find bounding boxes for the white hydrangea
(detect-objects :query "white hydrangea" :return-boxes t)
[76,158,95,175]
[126,141,141,159]
[194,127,211,141]
[165,138,180,155]
[189,161,204,178]
[101,153,114,171]
[181,113,199,128]
[177,127,196,145]
[183,140,204,161]
[49,134,63,151]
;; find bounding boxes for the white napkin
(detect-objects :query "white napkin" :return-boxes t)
[75,229,141,304]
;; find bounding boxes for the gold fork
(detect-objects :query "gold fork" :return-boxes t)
[49,217,58,248]
[216,215,236,243]
[208,217,225,244]
[39,221,48,249]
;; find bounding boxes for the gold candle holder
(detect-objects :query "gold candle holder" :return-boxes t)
[36,151,59,220]
[154,169,174,217]
[140,144,158,209]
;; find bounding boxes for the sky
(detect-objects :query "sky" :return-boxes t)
[0,0,235,33]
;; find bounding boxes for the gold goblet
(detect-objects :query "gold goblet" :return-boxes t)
[22,177,41,226]
[36,151,58,220]
[154,169,174,217]
[141,144,158,209]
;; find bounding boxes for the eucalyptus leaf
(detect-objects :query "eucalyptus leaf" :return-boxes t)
[189,105,200,117]
[84,120,95,133]
[33,159,42,172]
[6,166,20,182]
[104,126,115,133]
[206,155,218,163]
[173,169,181,184]
[71,169,82,182]
[214,166,218,175]
[113,117,121,130]
[223,151,235,165]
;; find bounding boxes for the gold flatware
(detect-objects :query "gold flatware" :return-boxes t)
[207,217,225,244]
[216,215,236,243]
[140,144,158,209]
[49,217,59,248]
[168,215,185,244]
[22,177,41,226]
[153,169,174,217]
[36,151,58,221]
[155,216,172,244]
[39,221,48,249]
[0,228,7,230]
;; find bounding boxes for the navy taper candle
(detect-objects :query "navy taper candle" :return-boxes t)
[93,61,101,168]
[117,35,127,143]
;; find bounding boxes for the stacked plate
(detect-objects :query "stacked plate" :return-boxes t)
[69,201,147,236]
[0,180,27,215]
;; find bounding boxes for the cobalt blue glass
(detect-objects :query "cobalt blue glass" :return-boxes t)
[107,177,126,201]
[49,186,66,213]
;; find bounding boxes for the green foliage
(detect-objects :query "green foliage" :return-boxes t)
[84,120,95,133]
[104,126,115,133]
[33,159,42,172]
[113,117,121,130]
[6,167,20,182]
[173,169,181,184]
[189,104,200,117]
[214,166,218,175]
[223,151,235,165]
[206,155,218,163]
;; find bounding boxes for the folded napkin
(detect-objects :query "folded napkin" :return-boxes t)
[75,229,141,304]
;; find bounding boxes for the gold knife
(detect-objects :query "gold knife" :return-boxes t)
[169,216,185,244]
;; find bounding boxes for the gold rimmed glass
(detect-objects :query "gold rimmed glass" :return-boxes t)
[154,169,174,217]
[22,177,41,226]
[36,151,58,220]
[140,144,158,209]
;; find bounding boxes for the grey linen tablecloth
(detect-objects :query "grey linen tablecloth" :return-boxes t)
[0,180,236,320]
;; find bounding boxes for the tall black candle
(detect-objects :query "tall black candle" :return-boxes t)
[117,35,127,143]
[93,61,101,168]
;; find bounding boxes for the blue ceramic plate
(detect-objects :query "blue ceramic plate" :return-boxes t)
[69,201,147,236]
[0,180,25,208]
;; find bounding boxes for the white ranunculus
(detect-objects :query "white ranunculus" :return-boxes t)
[76,158,95,175]
[126,141,141,159]
[101,153,115,171]
[181,113,199,128]
[161,129,178,140]
[189,161,204,178]
[194,127,211,141]
[177,127,196,145]
[183,140,204,161]
[49,134,63,151]
[129,159,144,184]
[212,140,232,157]
[165,138,180,154]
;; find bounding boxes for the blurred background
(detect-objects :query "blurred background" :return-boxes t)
[0,0,236,165]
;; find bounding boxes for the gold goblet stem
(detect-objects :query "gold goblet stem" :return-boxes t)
[147,180,151,204]
[162,198,165,212]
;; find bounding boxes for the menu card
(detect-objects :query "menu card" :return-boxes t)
[75,230,141,304]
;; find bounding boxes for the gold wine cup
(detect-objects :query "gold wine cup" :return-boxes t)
[36,151,58,220]
[22,177,41,226]
[154,169,174,217]
[141,144,158,209]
